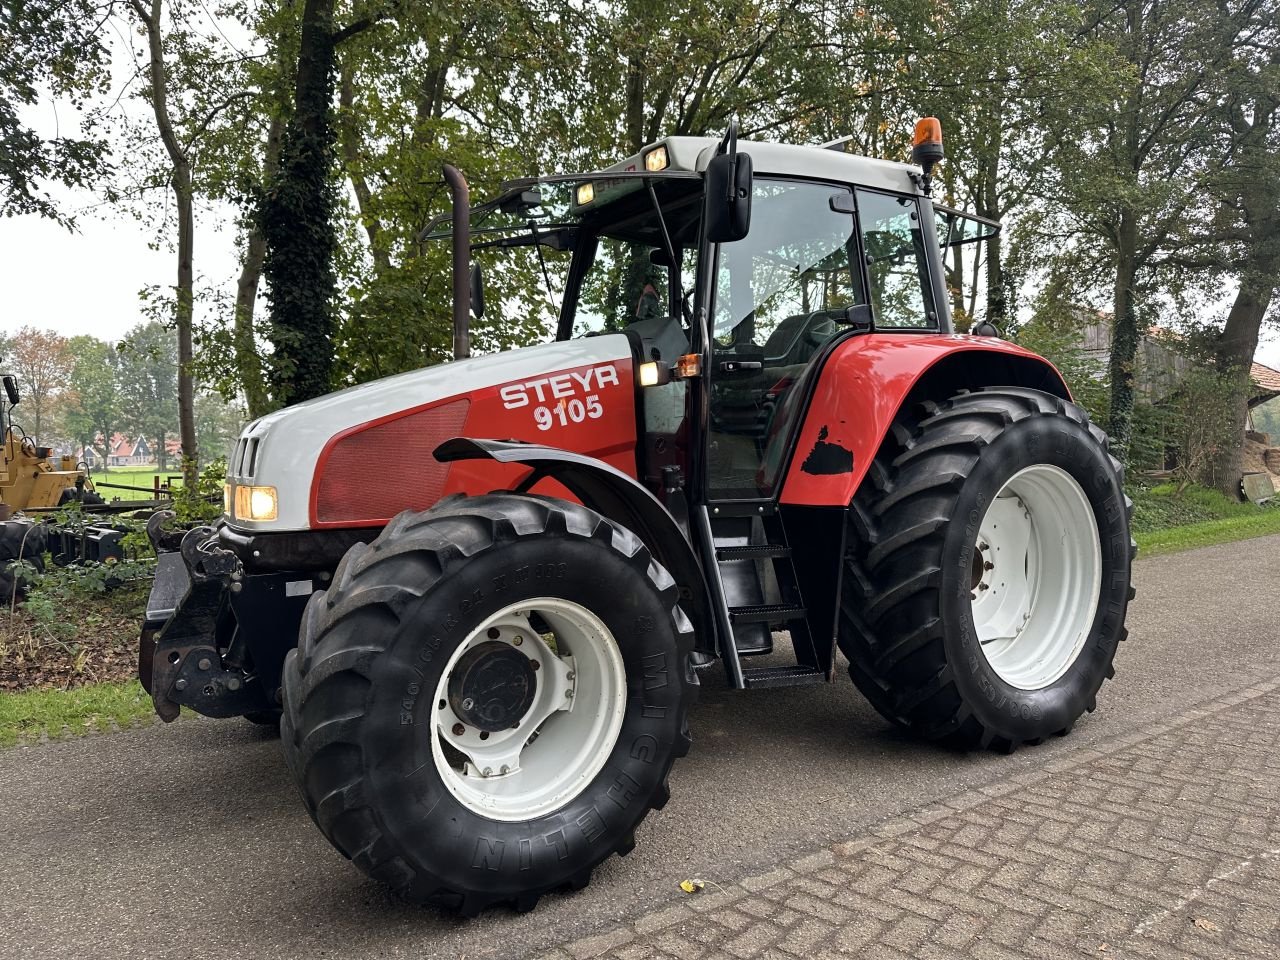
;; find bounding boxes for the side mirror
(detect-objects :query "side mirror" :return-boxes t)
[2,375,18,405]
[705,151,752,243]
[469,262,485,319]
[841,304,874,331]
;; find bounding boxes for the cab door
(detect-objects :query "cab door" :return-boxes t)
[704,179,865,501]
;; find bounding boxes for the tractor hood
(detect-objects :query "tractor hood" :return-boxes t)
[226,335,636,533]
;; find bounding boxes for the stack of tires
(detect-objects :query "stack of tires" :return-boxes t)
[0,518,48,603]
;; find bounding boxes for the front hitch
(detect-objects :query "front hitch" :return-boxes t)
[141,526,270,722]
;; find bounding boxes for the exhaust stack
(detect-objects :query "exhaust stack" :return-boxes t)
[443,163,471,360]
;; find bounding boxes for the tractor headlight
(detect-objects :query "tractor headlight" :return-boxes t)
[233,484,278,521]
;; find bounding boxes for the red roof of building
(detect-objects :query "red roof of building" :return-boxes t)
[1251,361,1280,396]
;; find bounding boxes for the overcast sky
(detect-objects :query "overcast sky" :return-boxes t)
[0,203,241,343]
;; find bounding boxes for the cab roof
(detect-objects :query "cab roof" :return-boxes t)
[604,136,923,196]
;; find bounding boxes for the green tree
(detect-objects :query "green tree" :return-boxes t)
[5,325,70,440]
[60,336,120,473]
[194,389,246,458]
[1033,0,1257,461]
[259,0,386,405]
[0,0,111,225]
[1185,8,1280,494]
[117,322,179,470]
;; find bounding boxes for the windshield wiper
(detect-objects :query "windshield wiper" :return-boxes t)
[470,228,575,252]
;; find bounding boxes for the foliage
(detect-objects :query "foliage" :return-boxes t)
[1012,318,1110,425]
[116,321,179,469]
[1254,397,1280,441]
[1132,487,1280,556]
[1127,481,1275,533]
[4,324,70,439]
[1,563,152,697]
[0,0,112,225]
[173,455,226,524]
[259,0,344,406]
[60,335,121,462]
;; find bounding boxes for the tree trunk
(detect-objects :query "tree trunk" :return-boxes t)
[175,167,198,490]
[233,113,281,421]
[338,64,392,275]
[1108,209,1140,461]
[978,125,1006,328]
[261,0,339,406]
[98,421,109,473]
[1200,276,1276,496]
[131,0,197,489]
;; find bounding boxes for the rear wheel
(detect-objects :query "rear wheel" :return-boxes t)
[280,493,695,914]
[839,388,1135,751]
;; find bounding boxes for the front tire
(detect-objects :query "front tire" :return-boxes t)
[280,493,695,914]
[839,388,1135,751]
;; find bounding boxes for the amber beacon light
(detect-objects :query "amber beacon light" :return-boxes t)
[911,117,944,194]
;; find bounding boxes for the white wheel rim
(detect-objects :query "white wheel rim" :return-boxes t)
[431,598,627,822]
[970,464,1102,690]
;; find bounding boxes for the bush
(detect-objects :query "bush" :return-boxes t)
[173,456,226,524]
[1128,481,1277,534]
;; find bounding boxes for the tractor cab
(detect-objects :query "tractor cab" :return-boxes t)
[429,128,994,687]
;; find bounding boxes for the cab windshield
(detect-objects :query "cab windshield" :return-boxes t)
[428,172,703,342]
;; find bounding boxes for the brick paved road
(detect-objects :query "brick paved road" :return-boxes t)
[2,535,1279,960]
[545,677,1280,960]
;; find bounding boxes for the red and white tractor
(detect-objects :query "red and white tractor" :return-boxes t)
[139,120,1134,914]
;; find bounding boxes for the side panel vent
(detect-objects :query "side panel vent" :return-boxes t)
[313,399,470,525]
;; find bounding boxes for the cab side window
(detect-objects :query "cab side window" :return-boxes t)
[856,190,937,329]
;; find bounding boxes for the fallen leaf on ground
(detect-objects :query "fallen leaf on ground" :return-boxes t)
[1193,918,1221,932]
[679,879,705,894]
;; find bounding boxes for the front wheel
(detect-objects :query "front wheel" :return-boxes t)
[280,493,695,914]
[839,388,1135,751]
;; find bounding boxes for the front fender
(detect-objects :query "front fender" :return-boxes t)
[780,334,1071,507]
[435,438,715,653]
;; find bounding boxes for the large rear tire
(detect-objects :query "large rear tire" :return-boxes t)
[838,388,1135,751]
[280,493,695,914]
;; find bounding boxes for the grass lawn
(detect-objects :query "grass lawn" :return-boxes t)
[87,464,185,502]
[0,679,156,747]
[1130,482,1280,556]
[1135,509,1280,556]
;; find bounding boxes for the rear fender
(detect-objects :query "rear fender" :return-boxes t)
[780,334,1071,507]
[435,438,716,655]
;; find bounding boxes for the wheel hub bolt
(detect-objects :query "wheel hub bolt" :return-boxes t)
[461,697,475,711]
[452,723,465,736]
[565,690,574,699]
[197,657,212,671]
[500,765,509,775]
[512,635,523,646]
[530,660,539,670]
[984,561,994,571]
[481,767,492,778]
[566,671,575,682]
[978,583,990,591]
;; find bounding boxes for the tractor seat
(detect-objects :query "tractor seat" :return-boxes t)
[762,311,840,367]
